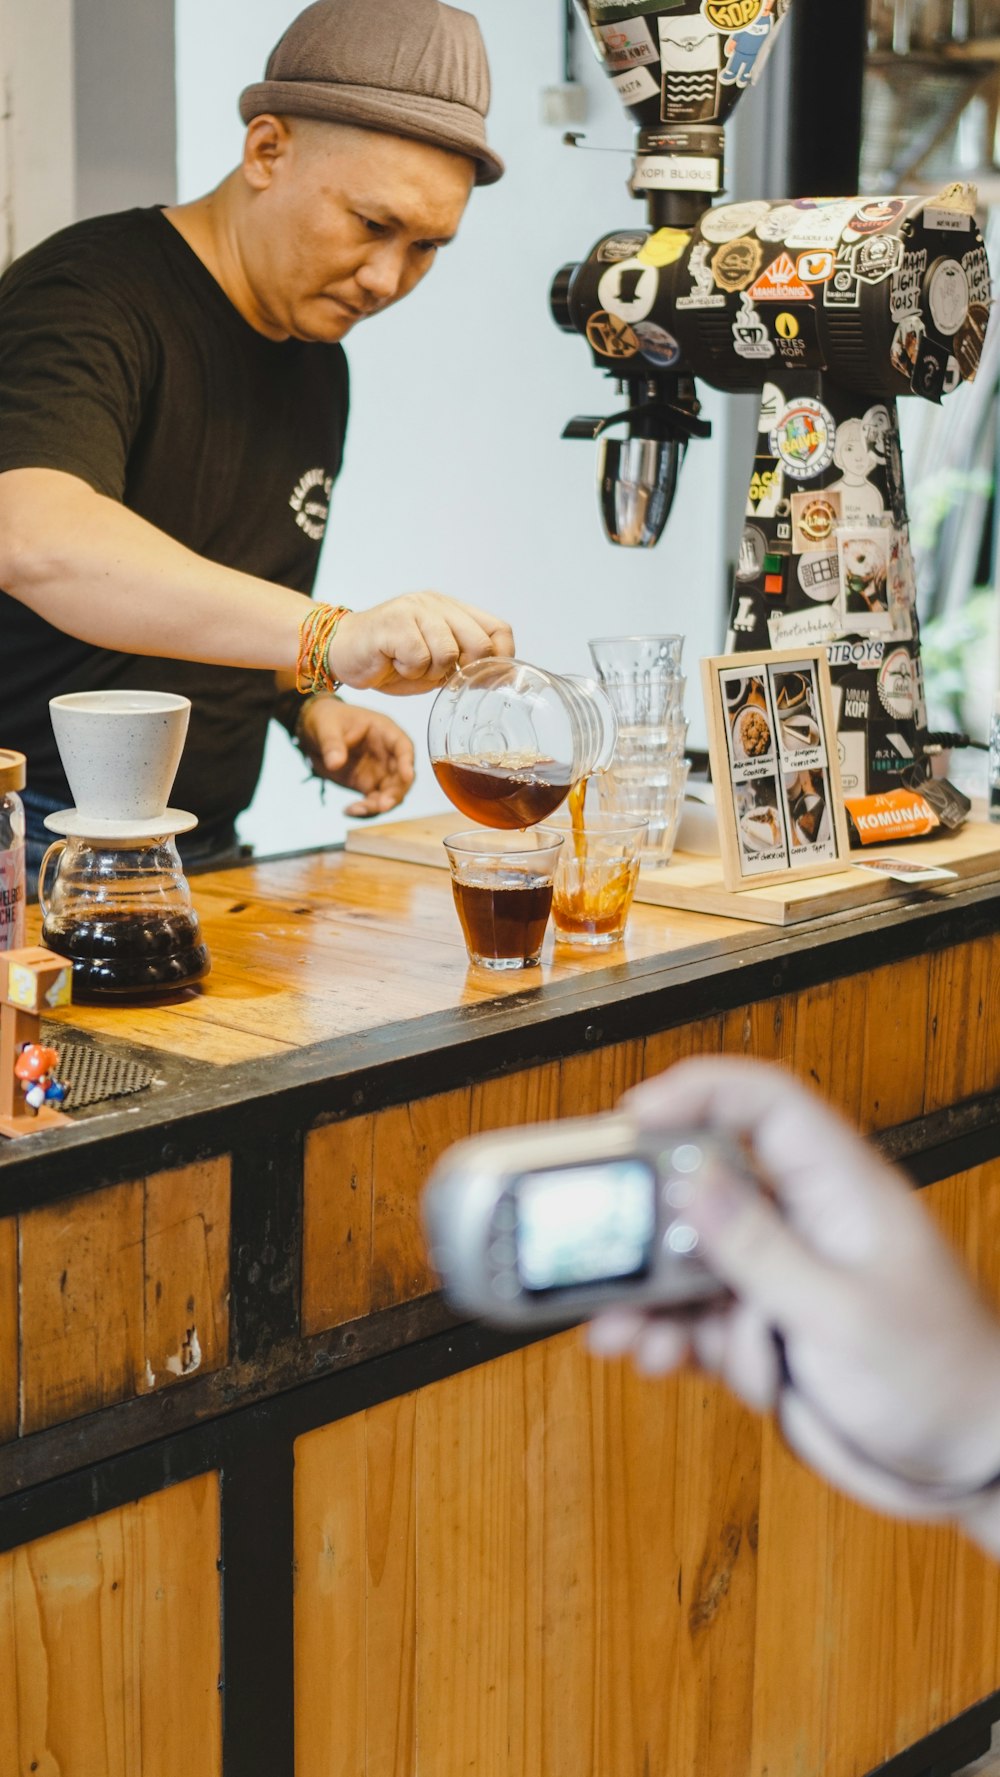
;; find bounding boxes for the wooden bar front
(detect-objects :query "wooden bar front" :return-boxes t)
[2,845,1000,1777]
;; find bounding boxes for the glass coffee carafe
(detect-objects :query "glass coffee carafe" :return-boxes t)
[39,834,210,998]
[428,659,618,828]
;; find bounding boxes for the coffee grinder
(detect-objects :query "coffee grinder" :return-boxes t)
[38,691,210,997]
[551,0,991,814]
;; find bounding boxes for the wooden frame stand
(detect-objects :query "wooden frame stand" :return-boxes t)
[0,947,72,1140]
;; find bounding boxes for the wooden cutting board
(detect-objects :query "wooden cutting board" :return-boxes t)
[345,811,1000,928]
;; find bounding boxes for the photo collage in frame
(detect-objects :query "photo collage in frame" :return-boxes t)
[703,647,851,890]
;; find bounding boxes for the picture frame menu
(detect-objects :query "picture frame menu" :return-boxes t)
[701,646,851,891]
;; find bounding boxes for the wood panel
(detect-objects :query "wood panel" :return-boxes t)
[0,1215,16,1443]
[926,935,1000,1113]
[0,1472,221,1777]
[19,1160,231,1435]
[862,953,930,1130]
[303,1114,376,1336]
[295,1182,1000,1777]
[471,1061,561,1132]
[142,1157,230,1390]
[19,1178,145,1435]
[294,1338,763,1777]
[296,1393,418,1777]
[370,1089,472,1312]
[557,1038,646,1117]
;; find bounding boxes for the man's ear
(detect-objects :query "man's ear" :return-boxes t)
[242,114,293,192]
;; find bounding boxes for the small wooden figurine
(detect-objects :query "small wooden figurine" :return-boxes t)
[0,946,72,1139]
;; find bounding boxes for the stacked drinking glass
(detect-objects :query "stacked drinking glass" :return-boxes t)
[588,635,689,869]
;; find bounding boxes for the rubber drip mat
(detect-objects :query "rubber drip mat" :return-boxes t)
[46,1042,156,1110]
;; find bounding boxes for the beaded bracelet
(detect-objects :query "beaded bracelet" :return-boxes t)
[296,603,352,695]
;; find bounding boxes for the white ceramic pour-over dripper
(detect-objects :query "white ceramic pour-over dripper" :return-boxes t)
[45,690,198,839]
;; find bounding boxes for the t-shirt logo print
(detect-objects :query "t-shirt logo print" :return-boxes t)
[289,467,333,541]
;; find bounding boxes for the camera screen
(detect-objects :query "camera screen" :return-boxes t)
[513,1159,657,1292]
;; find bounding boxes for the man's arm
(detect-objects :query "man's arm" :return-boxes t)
[0,468,514,689]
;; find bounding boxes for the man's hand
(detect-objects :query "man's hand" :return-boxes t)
[588,1059,1000,1547]
[296,697,415,817]
[329,592,515,695]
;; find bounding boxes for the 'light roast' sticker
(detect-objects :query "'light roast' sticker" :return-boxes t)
[769,398,835,481]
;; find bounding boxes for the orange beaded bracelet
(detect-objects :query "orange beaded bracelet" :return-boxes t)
[296,603,352,695]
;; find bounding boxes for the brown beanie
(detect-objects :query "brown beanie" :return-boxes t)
[239,0,504,186]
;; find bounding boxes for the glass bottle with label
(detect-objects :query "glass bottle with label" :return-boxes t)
[0,750,26,951]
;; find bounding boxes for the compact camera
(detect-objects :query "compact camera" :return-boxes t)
[422,1112,757,1328]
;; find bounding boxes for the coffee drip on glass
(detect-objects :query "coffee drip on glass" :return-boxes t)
[38,691,210,998]
[428,659,618,829]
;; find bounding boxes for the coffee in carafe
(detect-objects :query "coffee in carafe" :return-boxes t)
[39,834,210,999]
[433,756,575,829]
[38,690,210,998]
[429,659,617,830]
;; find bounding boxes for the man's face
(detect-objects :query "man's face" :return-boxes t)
[242,119,475,342]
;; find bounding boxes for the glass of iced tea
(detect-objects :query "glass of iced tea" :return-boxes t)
[546,813,648,949]
[444,828,564,970]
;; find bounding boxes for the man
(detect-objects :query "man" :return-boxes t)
[0,0,513,874]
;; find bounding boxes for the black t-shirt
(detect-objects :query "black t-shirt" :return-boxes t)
[0,207,349,827]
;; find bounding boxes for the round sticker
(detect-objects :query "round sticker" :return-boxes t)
[637,228,690,269]
[797,551,840,601]
[775,312,799,339]
[878,648,915,720]
[586,311,639,359]
[701,0,763,30]
[769,398,836,482]
[756,205,799,244]
[598,257,659,326]
[712,235,763,293]
[844,198,906,239]
[597,232,649,265]
[701,201,772,245]
[797,493,838,544]
[633,321,681,367]
[736,524,767,582]
[927,259,970,337]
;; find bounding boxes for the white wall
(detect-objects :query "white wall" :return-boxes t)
[0,0,76,266]
[74,0,176,220]
[175,0,730,855]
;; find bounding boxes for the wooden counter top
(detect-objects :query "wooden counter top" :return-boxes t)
[4,841,1000,1210]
